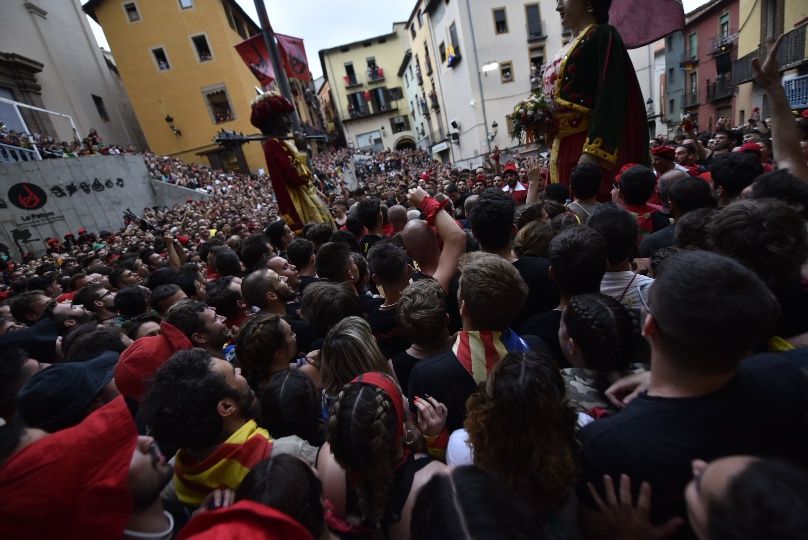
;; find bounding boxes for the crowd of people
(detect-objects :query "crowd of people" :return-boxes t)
[0,124,138,160]
[1,30,808,540]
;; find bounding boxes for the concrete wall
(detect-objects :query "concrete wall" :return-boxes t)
[150,177,210,208]
[0,154,205,260]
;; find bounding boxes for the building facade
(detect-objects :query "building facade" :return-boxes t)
[319,23,417,152]
[84,0,280,173]
[0,0,145,148]
[629,40,668,138]
[663,31,686,134]
[733,0,808,121]
[678,0,741,130]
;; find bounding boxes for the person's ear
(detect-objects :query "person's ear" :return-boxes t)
[64,318,77,329]
[192,331,208,346]
[217,397,238,419]
[94,300,104,310]
[405,264,413,279]
[642,313,657,339]
[548,265,557,282]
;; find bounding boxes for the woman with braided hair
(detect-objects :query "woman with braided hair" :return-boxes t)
[558,292,645,418]
[316,372,446,539]
[234,313,297,392]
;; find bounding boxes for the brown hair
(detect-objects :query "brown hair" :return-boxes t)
[465,351,577,515]
[458,252,527,330]
[395,279,447,346]
[320,316,393,395]
[235,313,287,390]
[514,220,554,258]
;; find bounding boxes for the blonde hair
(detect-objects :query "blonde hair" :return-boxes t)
[320,316,392,395]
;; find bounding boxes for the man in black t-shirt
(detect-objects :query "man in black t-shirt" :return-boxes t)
[357,198,385,257]
[578,251,808,540]
[366,241,411,359]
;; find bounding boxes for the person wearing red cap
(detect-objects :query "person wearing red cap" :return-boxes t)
[650,146,677,176]
[179,501,313,540]
[501,162,527,206]
[740,141,775,173]
[0,396,174,539]
[250,92,334,233]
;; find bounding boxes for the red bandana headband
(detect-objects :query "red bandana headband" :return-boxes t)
[350,372,405,441]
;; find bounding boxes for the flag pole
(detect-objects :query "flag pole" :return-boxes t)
[253,0,302,134]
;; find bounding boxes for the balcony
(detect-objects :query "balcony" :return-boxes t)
[429,91,440,110]
[367,66,385,83]
[346,101,398,120]
[425,58,433,76]
[710,31,738,55]
[707,76,734,101]
[684,92,699,108]
[734,24,807,85]
[415,65,424,86]
[680,50,699,68]
[343,74,362,88]
[419,97,429,116]
[785,74,808,109]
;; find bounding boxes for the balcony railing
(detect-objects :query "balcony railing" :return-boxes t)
[343,74,362,88]
[527,20,546,42]
[707,76,734,101]
[429,92,439,110]
[367,67,385,83]
[684,92,699,107]
[711,31,738,54]
[680,50,699,66]
[425,58,433,76]
[419,98,429,116]
[734,24,807,85]
[0,142,40,163]
[785,74,808,109]
[346,101,398,119]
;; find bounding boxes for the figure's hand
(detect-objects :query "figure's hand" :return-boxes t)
[413,395,448,437]
[408,187,428,207]
[293,131,307,150]
[752,35,784,91]
[587,475,683,540]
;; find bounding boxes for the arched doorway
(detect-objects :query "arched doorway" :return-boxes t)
[394,137,415,150]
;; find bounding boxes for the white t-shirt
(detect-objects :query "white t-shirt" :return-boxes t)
[600,271,654,310]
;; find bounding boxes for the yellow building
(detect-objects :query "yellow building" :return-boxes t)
[733,0,808,122]
[83,0,275,172]
[319,23,416,151]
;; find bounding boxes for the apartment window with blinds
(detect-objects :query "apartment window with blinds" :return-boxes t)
[123,2,140,22]
[526,4,542,39]
[493,8,508,34]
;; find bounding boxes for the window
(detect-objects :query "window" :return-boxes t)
[688,32,697,58]
[668,67,674,83]
[372,87,389,112]
[179,0,193,8]
[223,2,236,31]
[719,13,729,39]
[689,71,698,100]
[738,109,745,125]
[439,42,446,63]
[666,35,673,51]
[367,57,377,70]
[388,87,404,100]
[417,9,424,28]
[347,92,368,116]
[123,2,140,22]
[151,47,170,71]
[449,23,460,52]
[669,98,675,114]
[390,115,411,133]
[529,47,544,87]
[344,62,357,85]
[411,25,417,39]
[91,94,110,121]
[500,61,513,83]
[202,84,234,124]
[526,4,542,39]
[191,34,213,62]
[493,8,508,34]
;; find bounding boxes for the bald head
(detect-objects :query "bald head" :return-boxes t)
[464,194,479,218]
[401,219,439,262]
[658,170,690,207]
[407,209,421,221]
[388,205,408,233]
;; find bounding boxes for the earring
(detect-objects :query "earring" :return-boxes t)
[586,3,594,12]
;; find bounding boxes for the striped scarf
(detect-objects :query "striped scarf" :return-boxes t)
[174,420,272,506]
[453,329,529,384]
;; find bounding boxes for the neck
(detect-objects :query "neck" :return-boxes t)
[415,253,439,276]
[575,196,597,205]
[299,265,315,277]
[124,499,169,538]
[557,293,570,310]
[648,353,736,398]
[263,302,287,316]
[408,338,450,359]
[381,282,405,305]
[207,346,225,359]
[368,226,383,235]
[570,16,596,36]
[484,246,515,261]
[608,261,632,272]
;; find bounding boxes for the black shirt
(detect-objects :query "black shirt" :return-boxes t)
[391,350,422,397]
[517,310,565,367]
[512,257,560,327]
[577,353,808,540]
[298,275,319,294]
[366,305,410,360]
[407,350,477,432]
[360,234,384,257]
[638,223,675,258]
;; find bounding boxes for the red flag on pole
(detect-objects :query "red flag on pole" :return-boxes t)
[610,0,685,48]
[235,34,275,89]
[276,33,313,82]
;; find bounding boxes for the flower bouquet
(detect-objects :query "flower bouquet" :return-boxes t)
[509,92,552,142]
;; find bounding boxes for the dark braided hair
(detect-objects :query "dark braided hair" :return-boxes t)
[235,313,288,390]
[563,293,636,372]
[327,383,397,526]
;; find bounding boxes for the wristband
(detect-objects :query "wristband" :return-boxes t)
[419,196,449,227]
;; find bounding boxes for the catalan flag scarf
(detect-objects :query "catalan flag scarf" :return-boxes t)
[453,329,529,384]
[174,420,272,507]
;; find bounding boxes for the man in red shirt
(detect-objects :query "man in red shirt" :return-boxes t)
[501,162,527,206]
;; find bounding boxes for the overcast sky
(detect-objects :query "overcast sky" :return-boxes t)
[82,0,710,80]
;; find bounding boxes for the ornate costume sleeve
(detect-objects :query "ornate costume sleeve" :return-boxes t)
[264,138,308,188]
[582,25,628,166]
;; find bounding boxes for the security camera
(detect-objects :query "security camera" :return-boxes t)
[450,119,460,130]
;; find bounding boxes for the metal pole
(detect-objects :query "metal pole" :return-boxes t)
[252,0,302,134]
[0,97,83,148]
[464,0,491,155]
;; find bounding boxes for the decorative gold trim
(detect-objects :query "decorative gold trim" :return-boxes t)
[583,136,619,165]
[554,24,596,115]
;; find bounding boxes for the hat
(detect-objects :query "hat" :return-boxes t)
[78,227,87,234]
[419,172,431,181]
[0,396,136,539]
[115,321,192,401]
[740,142,762,156]
[503,162,518,174]
[64,232,75,239]
[16,351,119,432]
[651,146,676,161]
[250,92,295,129]
[177,501,313,540]
[46,237,59,246]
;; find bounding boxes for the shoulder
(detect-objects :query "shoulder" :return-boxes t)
[590,24,625,46]
[411,351,459,375]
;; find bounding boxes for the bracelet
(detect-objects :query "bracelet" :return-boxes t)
[419,196,449,227]
[123,511,174,539]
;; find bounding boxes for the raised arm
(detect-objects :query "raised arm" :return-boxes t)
[409,187,466,292]
[752,35,808,181]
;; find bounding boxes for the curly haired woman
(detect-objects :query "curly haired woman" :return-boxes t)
[449,351,578,532]
[558,292,646,417]
[235,313,297,391]
[316,372,446,539]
